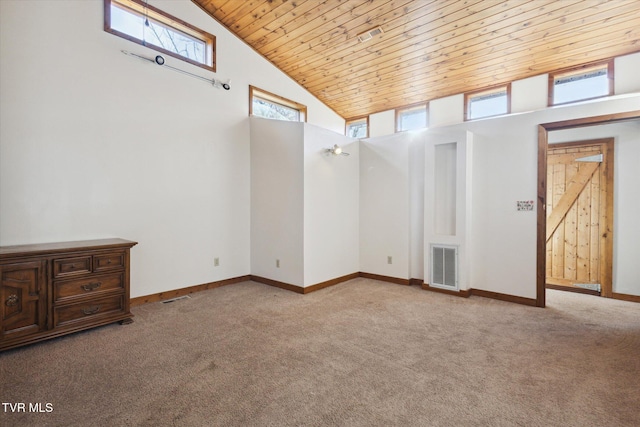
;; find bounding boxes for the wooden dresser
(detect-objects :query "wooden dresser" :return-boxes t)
[0,238,137,351]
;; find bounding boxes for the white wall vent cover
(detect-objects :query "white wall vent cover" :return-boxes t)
[430,244,458,291]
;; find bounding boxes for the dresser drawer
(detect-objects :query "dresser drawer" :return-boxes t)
[54,273,124,302]
[93,252,125,273]
[54,294,125,328]
[53,256,92,278]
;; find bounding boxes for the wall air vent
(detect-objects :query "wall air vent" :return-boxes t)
[430,244,458,291]
[357,26,384,43]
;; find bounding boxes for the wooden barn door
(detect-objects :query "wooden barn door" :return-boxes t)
[546,139,614,297]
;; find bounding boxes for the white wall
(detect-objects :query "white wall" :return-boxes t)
[357,94,638,300]
[548,121,640,297]
[369,110,396,138]
[303,126,359,286]
[615,53,640,94]
[360,134,411,279]
[360,100,637,297]
[511,74,549,113]
[464,95,640,299]
[0,0,343,298]
[466,116,539,298]
[250,118,305,286]
[429,95,465,128]
[250,120,359,288]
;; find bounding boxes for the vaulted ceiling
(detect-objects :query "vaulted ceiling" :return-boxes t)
[193,0,640,119]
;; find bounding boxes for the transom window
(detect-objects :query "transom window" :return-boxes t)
[105,0,215,72]
[346,117,368,138]
[550,61,613,105]
[396,104,428,132]
[250,86,307,122]
[465,85,510,121]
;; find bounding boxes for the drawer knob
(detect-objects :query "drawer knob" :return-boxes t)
[107,259,112,264]
[5,294,19,307]
[82,305,102,315]
[81,282,102,292]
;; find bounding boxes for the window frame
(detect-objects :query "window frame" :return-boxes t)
[464,84,511,121]
[396,103,428,132]
[104,0,216,72]
[345,116,369,138]
[548,60,614,106]
[249,86,308,122]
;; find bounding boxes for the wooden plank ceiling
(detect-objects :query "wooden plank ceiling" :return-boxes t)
[193,0,640,119]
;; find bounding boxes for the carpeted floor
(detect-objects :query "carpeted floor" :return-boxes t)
[1,278,639,426]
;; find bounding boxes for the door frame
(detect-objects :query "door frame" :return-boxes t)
[536,110,640,308]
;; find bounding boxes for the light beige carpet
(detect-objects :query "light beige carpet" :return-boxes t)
[1,278,639,426]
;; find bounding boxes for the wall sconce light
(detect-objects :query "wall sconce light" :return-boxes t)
[325,144,350,156]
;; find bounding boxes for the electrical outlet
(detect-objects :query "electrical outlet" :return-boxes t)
[387,256,393,264]
[276,259,280,268]
[214,257,219,267]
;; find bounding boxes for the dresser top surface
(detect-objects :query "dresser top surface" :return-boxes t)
[0,238,138,258]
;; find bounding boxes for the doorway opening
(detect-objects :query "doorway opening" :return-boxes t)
[536,110,640,308]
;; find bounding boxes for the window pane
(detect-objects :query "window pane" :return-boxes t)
[111,4,144,38]
[111,4,206,65]
[399,106,427,131]
[553,69,609,104]
[145,22,205,64]
[252,97,300,121]
[468,90,507,120]
[347,122,367,138]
